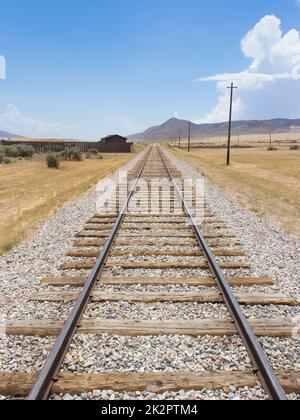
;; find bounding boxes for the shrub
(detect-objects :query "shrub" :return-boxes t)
[0,152,4,163]
[290,145,299,151]
[0,144,34,158]
[4,157,12,164]
[46,153,60,169]
[61,147,83,161]
[71,147,83,161]
[4,146,19,157]
[268,147,278,151]
[97,155,104,160]
[60,149,70,160]
[89,148,99,155]
[15,144,35,157]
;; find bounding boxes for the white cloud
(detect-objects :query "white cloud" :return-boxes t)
[0,104,75,137]
[0,55,6,79]
[197,15,300,123]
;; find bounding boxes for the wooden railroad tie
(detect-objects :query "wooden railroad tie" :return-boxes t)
[30,291,299,306]
[76,232,234,239]
[73,239,240,247]
[84,223,227,231]
[1,370,299,397]
[61,261,251,271]
[0,318,296,337]
[94,213,210,219]
[67,249,246,258]
[40,276,275,288]
[87,218,216,225]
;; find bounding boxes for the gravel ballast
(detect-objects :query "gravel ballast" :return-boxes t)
[0,147,299,400]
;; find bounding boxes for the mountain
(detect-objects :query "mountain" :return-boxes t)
[0,130,23,139]
[128,117,300,142]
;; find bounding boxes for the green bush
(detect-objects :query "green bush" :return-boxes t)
[46,153,60,169]
[4,146,19,157]
[0,144,34,158]
[72,148,83,161]
[61,147,83,161]
[4,157,12,164]
[15,144,35,157]
[60,149,70,160]
[72,148,82,161]
[0,153,4,163]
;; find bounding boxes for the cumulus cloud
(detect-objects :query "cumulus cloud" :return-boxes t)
[0,104,75,137]
[197,15,300,123]
[0,55,6,79]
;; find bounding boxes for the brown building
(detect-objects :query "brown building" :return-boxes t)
[0,134,133,153]
[99,135,132,153]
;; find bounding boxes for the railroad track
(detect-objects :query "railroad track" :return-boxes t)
[1,145,299,400]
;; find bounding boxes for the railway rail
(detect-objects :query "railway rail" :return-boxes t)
[1,145,299,400]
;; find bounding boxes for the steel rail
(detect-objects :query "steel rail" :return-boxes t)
[158,146,288,401]
[27,148,152,400]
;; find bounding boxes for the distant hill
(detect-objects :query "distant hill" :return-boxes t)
[0,130,23,139]
[128,117,300,142]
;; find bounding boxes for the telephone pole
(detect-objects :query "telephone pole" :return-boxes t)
[178,129,181,149]
[226,82,238,166]
[188,121,191,152]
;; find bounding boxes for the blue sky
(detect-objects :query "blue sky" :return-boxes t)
[0,0,300,139]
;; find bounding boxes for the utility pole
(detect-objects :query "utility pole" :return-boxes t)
[178,129,181,149]
[188,121,191,152]
[226,82,238,166]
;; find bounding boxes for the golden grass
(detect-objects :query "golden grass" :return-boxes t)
[172,131,300,148]
[171,146,300,237]
[0,153,137,255]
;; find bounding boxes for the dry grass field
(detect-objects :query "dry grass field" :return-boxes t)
[0,153,136,255]
[173,131,300,149]
[172,146,300,237]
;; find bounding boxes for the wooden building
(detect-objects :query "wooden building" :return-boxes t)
[99,135,132,153]
[0,135,133,154]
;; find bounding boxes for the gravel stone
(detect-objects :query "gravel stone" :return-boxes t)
[0,148,299,401]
